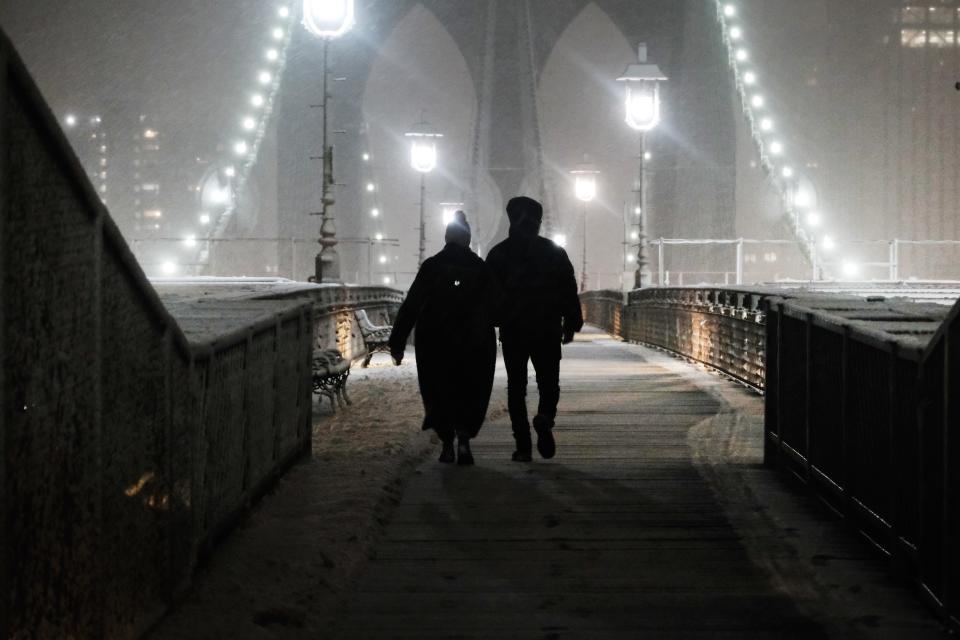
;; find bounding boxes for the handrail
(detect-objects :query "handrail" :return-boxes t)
[1,30,317,638]
[583,285,959,629]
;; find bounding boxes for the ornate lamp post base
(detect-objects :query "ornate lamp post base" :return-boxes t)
[634,268,653,290]
[316,247,341,283]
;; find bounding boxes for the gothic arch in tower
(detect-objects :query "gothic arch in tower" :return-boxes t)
[362,3,479,277]
[538,2,638,290]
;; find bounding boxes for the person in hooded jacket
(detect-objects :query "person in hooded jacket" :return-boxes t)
[388,211,499,466]
[485,196,583,462]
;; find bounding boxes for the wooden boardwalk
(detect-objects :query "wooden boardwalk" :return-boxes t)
[329,329,940,640]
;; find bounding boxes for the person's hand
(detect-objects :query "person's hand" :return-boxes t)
[391,347,404,366]
[561,329,575,345]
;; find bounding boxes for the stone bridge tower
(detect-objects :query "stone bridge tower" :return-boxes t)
[276,0,736,279]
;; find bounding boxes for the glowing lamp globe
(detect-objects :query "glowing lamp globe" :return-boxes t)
[303,0,355,38]
[841,260,861,279]
[624,84,661,131]
[617,44,668,132]
[405,120,443,174]
[574,174,597,202]
[410,139,437,173]
[571,161,600,203]
[197,165,235,212]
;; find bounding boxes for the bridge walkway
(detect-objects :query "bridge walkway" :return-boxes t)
[327,328,941,639]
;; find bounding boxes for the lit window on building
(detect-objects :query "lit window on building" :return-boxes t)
[928,29,955,45]
[899,3,960,46]
[901,28,927,46]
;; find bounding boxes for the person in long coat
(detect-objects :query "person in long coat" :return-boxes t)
[388,211,498,466]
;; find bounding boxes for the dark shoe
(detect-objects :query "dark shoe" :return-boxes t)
[439,440,455,464]
[511,430,532,462]
[533,415,556,459]
[511,449,533,462]
[457,438,474,466]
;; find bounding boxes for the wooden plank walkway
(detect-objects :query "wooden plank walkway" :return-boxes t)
[325,327,941,639]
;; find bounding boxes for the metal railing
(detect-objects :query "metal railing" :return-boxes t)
[583,284,960,629]
[764,294,956,628]
[256,283,404,363]
[130,237,405,286]
[0,35,317,638]
[582,287,771,390]
[916,299,959,625]
[625,239,960,288]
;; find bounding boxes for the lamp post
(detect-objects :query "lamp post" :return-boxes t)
[405,117,443,267]
[617,43,667,289]
[303,0,355,283]
[571,159,599,293]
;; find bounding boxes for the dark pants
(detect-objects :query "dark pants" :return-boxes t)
[501,338,561,437]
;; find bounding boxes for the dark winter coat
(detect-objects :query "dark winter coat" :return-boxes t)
[388,243,499,438]
[485,232,583,343]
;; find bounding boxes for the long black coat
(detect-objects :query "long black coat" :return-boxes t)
[388,243,498,438]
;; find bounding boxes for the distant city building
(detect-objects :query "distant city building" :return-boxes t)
[898,2,960,48]
[63,114,109,205]
[133,115,164,236]
[737,0,960,279]
[63,108,214,263]
[882,0,960,275]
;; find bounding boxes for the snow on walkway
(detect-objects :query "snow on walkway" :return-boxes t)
[151,329,940,639]
[150,351,469,638]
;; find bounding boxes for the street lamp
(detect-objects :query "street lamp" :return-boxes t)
[440,202,464,226]
[405,117,443,266]
[618,43,668,289]
[303,0,355,283]
[303,0,355,38]
[571,159,599,293]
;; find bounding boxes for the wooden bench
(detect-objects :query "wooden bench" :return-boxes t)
[355,309,393,368]
[312,348,351,411]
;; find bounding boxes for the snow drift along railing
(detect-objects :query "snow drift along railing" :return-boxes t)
[0,31,314,639]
